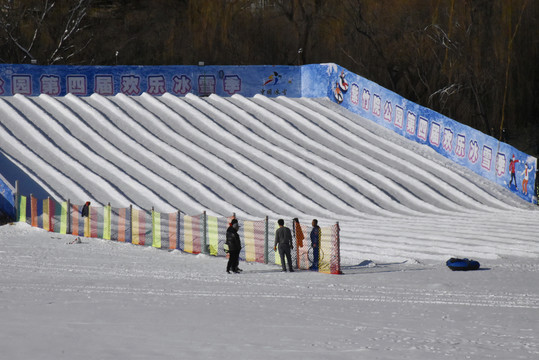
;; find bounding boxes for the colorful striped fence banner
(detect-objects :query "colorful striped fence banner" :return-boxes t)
[318,224,341,274]
[117,207,128,242]
[30,195,38,227]
[15,197,342,274]
[167,212,178,250]
[132,208,142,245]
[59,201,68,234]
[71,204,81,236]
[207,215,219,256]
[89,206,98,238]
[243,220,255,262]
[43,198,53,232]
[150,211,178,250]
[182,214,203,254]
[241,219,266,263]
[296,222,310,270]
[132,208,151,246]
[103,205,111,240]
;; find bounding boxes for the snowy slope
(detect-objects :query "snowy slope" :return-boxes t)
[1,93,539,263]
[1,223,538,360]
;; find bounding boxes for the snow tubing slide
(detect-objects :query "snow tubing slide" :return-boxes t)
[446,258,480,271]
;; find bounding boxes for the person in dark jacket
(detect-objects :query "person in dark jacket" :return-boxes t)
[274,219,294,272]
[226,218,242,274]
[81,201,91,217]
[310,219,321,271]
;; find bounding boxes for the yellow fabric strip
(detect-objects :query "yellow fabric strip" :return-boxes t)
[152,210,161,248]
[243,221,255,262]
[207,216,218,256]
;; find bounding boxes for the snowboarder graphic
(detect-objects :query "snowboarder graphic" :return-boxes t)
[508,155,520,190]
[521,163,533,196]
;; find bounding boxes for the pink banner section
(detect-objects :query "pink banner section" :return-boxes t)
[20,197,341,274]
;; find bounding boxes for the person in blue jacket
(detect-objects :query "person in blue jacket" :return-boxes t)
[310,219,321,271]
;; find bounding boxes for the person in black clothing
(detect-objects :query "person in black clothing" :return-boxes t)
[226,218,242,274]
[81,201,90,217]
[274,219,294,272]
[310,219,321,271]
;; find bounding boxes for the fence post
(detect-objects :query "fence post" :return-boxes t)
[129,204,133,243]
[203,210,208,254]
[264,216,269,264]
[30,194,35,227]
[14,180,19,222]
[47,197,53,232]
[335,222,342,275]
[104,202,111,240]
[176,210,181,250]
[67,199,71,235]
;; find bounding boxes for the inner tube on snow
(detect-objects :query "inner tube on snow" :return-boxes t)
[446,258,480,271]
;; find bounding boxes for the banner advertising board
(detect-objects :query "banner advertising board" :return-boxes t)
[0,63,535,203]
[314,63,537,203]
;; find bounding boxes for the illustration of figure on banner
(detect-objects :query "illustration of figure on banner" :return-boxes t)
[338,70,349,91]
[334,82,343,103]
[521,163,534,196]
[333,70,348,104]
[508,155,520,190]
[263,71,281,86]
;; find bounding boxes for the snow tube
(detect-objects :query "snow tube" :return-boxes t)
[446,258,480,271]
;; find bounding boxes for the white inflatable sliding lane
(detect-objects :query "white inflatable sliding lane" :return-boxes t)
[1,93,538,263]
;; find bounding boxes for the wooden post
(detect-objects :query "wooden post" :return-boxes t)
[14,180,19,221]
[203,210,208,254]
[264,216,269,264]
[67,199,71,235]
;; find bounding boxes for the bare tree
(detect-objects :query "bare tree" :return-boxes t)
[0,0,93,64]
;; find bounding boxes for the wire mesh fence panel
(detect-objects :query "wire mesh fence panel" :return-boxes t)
[132,208,152,246]
[318,223,340,274]
[295,222,311,270]
[108,207,125,242]
[70,203,84,236]
[207,215,229,256]
[180,213,203,254]
[110,207,128,242]
[240,218,266,264]
[152,210,179,250]
[89,206,104,239]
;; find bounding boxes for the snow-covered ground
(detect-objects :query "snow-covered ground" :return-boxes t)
[1,93,539,358]
[1,222,538,359]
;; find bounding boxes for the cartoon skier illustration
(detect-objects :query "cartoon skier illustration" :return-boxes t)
[338,70,348,92]
[508,155,520,190]
[521,163,533,196]
[334,82,343,103]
